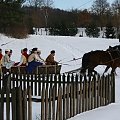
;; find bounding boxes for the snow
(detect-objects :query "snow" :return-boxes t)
[0,34,120,120]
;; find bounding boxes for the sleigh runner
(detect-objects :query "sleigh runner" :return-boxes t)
[1,65,62,74]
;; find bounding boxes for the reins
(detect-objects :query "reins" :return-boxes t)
[62,57,83,63]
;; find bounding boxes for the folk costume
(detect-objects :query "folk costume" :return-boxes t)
[26,48,43,73]
[2,49,15,69]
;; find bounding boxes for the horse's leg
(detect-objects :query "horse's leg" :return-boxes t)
[103,66,110,73]
[88,69,92,76]
[92,69,97,74]
[88,68,96,76]
[111,67,117,75]
[80,68,86,75]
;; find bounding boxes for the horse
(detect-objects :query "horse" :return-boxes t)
[104,45,120,73]
[107,45,120,51]
[80,50,120,75]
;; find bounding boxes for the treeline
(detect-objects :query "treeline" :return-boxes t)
[0,0,119,38]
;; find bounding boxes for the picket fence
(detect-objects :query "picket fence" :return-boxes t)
[0,73,115,120]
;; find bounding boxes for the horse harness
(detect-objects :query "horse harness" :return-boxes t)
[107,51,115,66]
[107,49,120,66]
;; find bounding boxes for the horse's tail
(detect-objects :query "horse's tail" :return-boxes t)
[80,53,90,74]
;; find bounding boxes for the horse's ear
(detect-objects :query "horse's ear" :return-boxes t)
[109,46,112,49]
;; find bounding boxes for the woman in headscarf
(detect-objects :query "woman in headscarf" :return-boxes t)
[2,49,15,69]
[26,48,43,73]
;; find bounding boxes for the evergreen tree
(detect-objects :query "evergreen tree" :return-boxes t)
[105,23,116,38]
[85,23,100,37]
[0,1,27,38]
[49,22,78,36]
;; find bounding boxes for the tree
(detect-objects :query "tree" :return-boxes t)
[91,0,110,29]
[111,0,120,38]
[91,0,110,15]
[28,0,43,7]
[0,1,27,38]
[85,23,100,37]
[49,22,78,36]
[105,23,116,38]
[42,0,54,34]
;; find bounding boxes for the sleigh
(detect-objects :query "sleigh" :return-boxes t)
[1,65,62,74]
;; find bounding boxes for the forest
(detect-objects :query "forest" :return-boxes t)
[0,0,119,38]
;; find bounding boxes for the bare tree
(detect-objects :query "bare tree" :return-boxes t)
[91,0,110,29]
[112,0,120,38]
[42,0,54,35]
[27,0,43,7]
[91,0,110,15]
[112,0,120,14]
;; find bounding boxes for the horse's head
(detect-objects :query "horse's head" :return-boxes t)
[106,46,114,51]
[107,45,120,52]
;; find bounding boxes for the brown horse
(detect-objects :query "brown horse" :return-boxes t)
[80,50,120,75]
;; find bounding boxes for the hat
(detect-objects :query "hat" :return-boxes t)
[37,49,41,53]
[32,48,38,52]
[23,48,28,52]
[5,49,10,52]
[51,50,55,54]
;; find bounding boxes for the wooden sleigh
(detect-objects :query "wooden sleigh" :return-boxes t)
[1,65,62,74]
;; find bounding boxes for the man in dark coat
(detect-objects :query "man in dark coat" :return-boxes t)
[46,50,58,65]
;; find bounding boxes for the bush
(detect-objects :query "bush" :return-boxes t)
[105,23,115,38]
[85,23,100,38]
[5,25,28,39]
[49,23,78,36]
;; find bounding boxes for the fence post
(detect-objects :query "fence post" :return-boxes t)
[3,73,10,92]
[0,88,4,120]
[111,73,115,103]
[6,86,10,120]
[16,87,23,120]
[28,86,32,120]
[11,88,17,120]
[23,89,27,120]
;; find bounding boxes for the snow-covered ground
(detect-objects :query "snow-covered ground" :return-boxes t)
[0,34,120,120]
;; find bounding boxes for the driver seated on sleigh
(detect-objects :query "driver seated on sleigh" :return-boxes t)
[45,50,58,65]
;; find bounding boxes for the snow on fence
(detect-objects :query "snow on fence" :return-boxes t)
[0,73,115,120]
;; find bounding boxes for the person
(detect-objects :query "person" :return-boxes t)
[26,48,43,73]
[2,49,15,69]
[22,48,29,60]
[15,48,28,66]
[37,50,45,64]
[118,34,120,42]
[46,50,58,65]
[0,49,3,65]
[0,49,3,73]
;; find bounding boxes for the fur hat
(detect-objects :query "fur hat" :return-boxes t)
[37,49,41,53]
[32,48,38,52]
[51,50,55,54]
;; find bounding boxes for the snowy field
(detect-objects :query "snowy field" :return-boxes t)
[0,34,120,120]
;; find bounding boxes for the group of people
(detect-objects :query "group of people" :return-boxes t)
[0,48,58,73]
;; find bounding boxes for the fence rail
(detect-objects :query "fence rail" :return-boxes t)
[0,73,115,120]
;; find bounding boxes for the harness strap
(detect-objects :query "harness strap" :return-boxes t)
[107,51,114,66]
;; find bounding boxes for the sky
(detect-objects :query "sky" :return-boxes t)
[53,0,114,10]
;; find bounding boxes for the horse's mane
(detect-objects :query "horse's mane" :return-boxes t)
[87,50,104,54]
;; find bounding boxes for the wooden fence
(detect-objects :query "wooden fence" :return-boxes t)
[0,73,115,120]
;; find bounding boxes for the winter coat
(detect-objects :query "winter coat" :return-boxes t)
[46,54,58,65]
[2,54,15,69]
